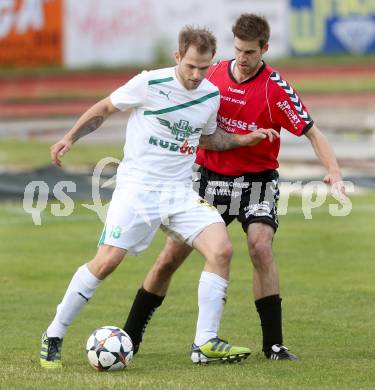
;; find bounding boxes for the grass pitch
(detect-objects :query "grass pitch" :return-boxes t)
[0,194,374,389]
[0,139,123,168]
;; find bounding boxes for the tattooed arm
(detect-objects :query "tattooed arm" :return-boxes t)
[199,127,279,151]
[50,97,119,166]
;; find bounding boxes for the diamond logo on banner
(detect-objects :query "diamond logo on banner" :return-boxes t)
[332,16,375,54]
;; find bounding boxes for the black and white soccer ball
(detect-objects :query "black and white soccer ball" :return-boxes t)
[86,326,133,371]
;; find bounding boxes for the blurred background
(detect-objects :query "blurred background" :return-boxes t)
[2,4,375,386]
[0,0,374,200]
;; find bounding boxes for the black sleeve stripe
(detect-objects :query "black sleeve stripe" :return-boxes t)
[302,120,314,135]
[270,71,313,125]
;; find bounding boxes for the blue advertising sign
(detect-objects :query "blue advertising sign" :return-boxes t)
[290,0,375,54]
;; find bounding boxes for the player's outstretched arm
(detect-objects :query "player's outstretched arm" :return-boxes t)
[199,127,279,151]
[50,97,119,167]
[305,125,346,197]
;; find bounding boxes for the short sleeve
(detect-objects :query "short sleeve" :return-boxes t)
[201,93,220,135]
[268,72,314,136]
[110,71,148,111]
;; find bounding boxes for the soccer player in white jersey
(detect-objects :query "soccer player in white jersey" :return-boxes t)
[40,26,279,368]
[123,15,345,362]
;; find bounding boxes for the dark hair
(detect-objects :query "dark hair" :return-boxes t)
[232,14,270,48]
[178,26,216,57]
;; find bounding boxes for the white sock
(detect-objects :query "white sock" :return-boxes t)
[194,271,228,346]
[47,264,101,338]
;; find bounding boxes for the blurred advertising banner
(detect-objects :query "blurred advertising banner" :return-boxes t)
[0,0,62,66]
[155,0,289,62]
[63,0,157,67]
[290,0,375,55]
[64,0,289,68]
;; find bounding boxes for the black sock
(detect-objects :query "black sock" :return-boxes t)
[255,294,283,354]
[123,287,165,352]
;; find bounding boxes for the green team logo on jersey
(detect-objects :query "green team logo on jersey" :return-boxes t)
[157,118,202,142]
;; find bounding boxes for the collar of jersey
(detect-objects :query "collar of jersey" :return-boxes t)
[228,60,266,84]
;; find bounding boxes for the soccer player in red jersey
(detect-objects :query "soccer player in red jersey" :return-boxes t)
[123,14,345,361]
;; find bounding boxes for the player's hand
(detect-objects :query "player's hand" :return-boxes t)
[50,137,73,167]
[245,128,280,146]
[324,172,346,201]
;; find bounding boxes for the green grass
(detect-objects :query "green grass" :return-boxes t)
[293,77,375,93]
[0,193,374,389]
[0,139,123,168]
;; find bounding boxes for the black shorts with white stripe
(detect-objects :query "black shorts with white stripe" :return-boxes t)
[194,167,280,233]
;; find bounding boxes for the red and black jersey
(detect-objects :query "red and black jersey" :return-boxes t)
[196,60,314,175]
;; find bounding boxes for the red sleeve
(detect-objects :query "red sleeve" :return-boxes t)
[267,71,314,136]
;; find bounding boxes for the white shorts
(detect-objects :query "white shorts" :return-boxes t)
[99,184,224,255]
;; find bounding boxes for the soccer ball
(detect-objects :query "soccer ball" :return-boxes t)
[86,326,133,371]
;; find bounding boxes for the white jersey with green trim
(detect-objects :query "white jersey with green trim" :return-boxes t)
[110,66,220,189]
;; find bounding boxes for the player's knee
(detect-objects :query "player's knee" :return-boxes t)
[223,241,234,260]
[210,240,233,264]
[249,240,273,267]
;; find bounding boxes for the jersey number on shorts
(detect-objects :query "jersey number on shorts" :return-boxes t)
[110,225,122,239]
